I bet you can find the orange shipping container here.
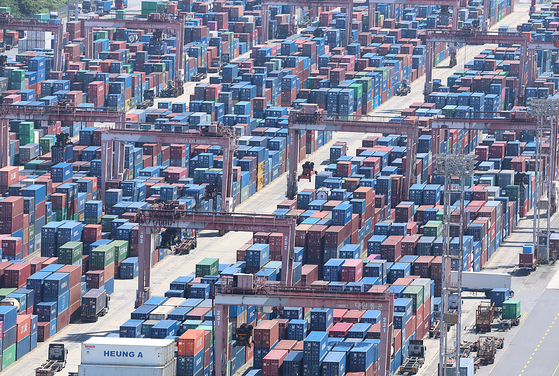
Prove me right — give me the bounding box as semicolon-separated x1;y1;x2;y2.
178;329;205;356
17;315;31;341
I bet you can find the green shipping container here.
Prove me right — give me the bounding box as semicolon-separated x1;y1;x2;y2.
101;215;118;232
24;160;44;170
91;244;115;268
59;241;83;265
424;220;443;237
53;209;67;221
0;287;16;299
196;325;213;342
502;300;521;319
11;69;25;82
112;240;129;262
196;258;219;277
39;137;55;154
3;343;15;368
84;216;101;225
402;285;424;311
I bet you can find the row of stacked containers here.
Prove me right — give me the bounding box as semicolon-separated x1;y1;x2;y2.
0;0;542;373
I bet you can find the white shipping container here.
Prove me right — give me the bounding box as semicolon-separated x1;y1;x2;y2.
81;338;175;367
162;297;186;308
451;271;512;292
148;305;175;320
79;361;176;376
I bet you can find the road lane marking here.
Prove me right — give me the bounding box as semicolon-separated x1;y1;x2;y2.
552;364;559;376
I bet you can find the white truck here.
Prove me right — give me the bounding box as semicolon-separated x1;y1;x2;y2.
451;271;513;297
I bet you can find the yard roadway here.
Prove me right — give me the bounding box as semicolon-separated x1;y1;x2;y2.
477;273;559;376
4;3;536;376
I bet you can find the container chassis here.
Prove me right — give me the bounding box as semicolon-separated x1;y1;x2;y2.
35;344;67;376
399;357;424;375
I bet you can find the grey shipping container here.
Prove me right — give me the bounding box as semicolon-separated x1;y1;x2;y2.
81;289;108;322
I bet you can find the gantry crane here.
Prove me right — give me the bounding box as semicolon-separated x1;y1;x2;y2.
526;41;559;86
0;14;64;71
366;0;460;34
83;14;185;95
423;30;529;104
136;209;297;306
261;0;353;46
215;283;394;376
99;124;236;210
0;104;125;168
431;113;557;372
286;112;418;201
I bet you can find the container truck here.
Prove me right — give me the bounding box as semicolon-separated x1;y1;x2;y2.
81;289;110;322
35;343;68;376
96;0;112;14
451;271;513;297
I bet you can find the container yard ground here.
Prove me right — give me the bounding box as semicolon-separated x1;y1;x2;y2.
416;209;559;376
3;2;542;376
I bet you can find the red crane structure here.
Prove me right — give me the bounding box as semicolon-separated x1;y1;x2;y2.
83;15;185;93
366;0;460;32
135;206;394;376
0;15;64;71
215;284;394;376
0;104;125;168
99;125;236;209
423;30;528;104
261;0;353;46
286;112;418;201
135;210;298;305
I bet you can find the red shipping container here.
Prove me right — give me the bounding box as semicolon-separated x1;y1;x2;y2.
1;237;22;255
329;322;353;337
0;213;24;233
301;265;318;286
29;256;49;274
178;329;205;356
254;320;279;348
83;224;102;242
341;259;363;282
5;262;31;288
17;315;31;341
414;256;434;278
85;270;104;289
0;196;24;217
182;307;210;321
57;308;70;331
0;166;20;186
401;235;419;256
333;309;348;323
37;322;51;342
275;340;297;352
59;265;82;288
342;310;365;323
262;349;288;376
381;236;403;262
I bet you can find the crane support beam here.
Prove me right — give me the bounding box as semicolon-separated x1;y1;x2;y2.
261;0;352;46
430;118;538;131
83;18;184;88
0;18;63;71
136;211;297;307
0;105;125;168
367;0;459;30
424;30;528;103
100;128;235;210
215;288;394;376
287;113;417;201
